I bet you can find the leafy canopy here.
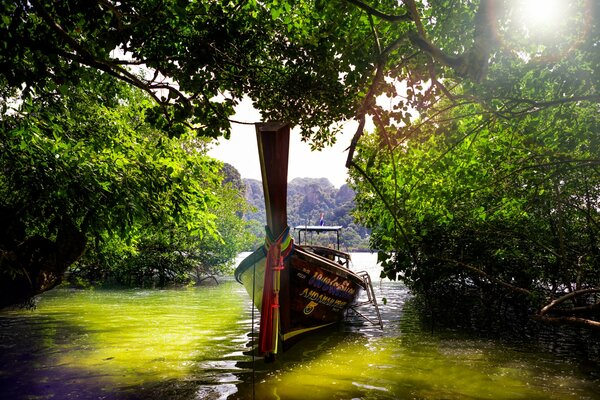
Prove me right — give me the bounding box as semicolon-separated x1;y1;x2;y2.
1;0;380;146
1;70;222;240
3;1;596;150
348;0;599;329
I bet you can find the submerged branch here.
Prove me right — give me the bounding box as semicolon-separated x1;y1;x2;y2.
532;315;600;330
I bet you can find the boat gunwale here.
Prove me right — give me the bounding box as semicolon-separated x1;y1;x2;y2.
235;245;365;289
293;246;365;287
234;247;266;284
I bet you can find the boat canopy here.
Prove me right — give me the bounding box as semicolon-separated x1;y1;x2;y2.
295;225;343;232
294;225;343;249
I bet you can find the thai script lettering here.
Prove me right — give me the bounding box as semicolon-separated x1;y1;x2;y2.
308;272;356;300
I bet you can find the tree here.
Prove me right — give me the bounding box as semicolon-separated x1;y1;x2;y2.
0;72;223;305
71;173;253;288
3;0;597;141
189;179;254;283
8;1;588;144
342;0;599;168
336;0;600;331
350;72;600;330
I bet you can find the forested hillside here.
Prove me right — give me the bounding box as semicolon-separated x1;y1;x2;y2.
243;178;370;251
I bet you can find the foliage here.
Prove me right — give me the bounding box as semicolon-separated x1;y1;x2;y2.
2;0;596;157
350;43;600;331
68;162;253;288
3;0;529;145
0;71;248;298
1;71;221;237
0;0;380;146
2;0;599;328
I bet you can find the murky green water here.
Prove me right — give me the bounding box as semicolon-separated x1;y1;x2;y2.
0;255;598;399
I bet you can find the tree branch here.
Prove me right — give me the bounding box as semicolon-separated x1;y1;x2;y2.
54;48;163;105
540;288;600;316
406;0;500;82
498;95;600;117
345;0;412;22
30;0;228;132
437;257;532;296
345;52;388;168
532;315;600;330
348;157;418;264
31;1;160;98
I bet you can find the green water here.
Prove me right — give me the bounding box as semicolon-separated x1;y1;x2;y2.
0;277;598;399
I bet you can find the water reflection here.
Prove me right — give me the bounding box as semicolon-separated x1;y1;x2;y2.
0;283;251;399
233;279;600;400
0;255;599;399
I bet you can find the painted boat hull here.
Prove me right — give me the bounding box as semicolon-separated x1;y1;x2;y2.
235;245;365;350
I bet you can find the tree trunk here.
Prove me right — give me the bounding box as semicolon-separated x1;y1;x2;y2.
0;211;86;308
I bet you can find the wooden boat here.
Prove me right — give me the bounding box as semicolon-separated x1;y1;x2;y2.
234;122;367;359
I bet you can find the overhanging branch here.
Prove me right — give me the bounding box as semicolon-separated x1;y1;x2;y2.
540;288;600;316
345;0;412;22
437;257;532;297
532;315;600;330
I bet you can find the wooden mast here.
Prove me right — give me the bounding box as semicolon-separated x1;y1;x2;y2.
256;122;290;238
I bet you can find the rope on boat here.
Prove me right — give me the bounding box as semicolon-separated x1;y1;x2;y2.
259;226;293;358
263;225;293;254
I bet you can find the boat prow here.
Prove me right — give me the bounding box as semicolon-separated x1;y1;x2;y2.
235;239;366;353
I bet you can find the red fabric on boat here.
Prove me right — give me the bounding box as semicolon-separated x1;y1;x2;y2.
259;227;292;356
258;242;279;355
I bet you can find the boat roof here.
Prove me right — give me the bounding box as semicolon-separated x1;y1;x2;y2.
294;225;343;232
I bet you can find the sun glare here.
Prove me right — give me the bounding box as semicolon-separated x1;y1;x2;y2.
518;0;565;31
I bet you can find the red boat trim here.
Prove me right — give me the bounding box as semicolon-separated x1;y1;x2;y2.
259;226;293;356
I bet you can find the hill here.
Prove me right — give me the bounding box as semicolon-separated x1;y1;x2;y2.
243;177;370;251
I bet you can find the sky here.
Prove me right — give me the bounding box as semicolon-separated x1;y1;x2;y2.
207;97;363;188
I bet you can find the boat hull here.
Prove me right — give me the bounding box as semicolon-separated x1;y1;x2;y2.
235;245;365;350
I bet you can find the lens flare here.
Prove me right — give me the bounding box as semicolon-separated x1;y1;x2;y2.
518;0;565;31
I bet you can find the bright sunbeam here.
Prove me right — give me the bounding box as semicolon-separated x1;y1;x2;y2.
517;0;565;31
